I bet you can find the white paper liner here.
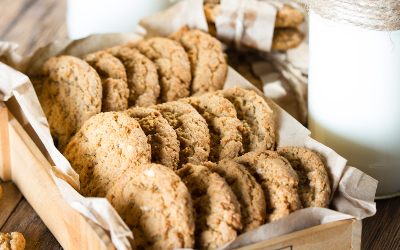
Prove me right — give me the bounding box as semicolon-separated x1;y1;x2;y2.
0;27;377;250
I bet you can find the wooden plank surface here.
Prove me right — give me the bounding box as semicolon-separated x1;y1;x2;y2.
0;0;399;250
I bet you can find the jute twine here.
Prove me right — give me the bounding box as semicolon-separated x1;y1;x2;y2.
303;0;400;31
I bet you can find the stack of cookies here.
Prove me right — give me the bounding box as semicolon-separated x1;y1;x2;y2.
32;28;330;250
60;87;331;249
32;28;228;150
203;0;305;51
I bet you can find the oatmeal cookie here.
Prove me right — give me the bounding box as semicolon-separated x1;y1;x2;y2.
154;101;210;165
219;87;276;152
209;160;266;232
37;55;102;150
278;146;331;207
106;163;195;250
235;151;301;222
134;37;191;102
177;163;242;250
171;27;227;95
63;112;151;197
183;94;243;161
275;5;305;28
272;28;304;51
84;51;129;111
108;46;160;107
125;107;180;170
0;232;25;250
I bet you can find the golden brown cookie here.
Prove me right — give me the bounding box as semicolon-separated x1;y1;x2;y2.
171;27;227;95
108;46;160;107
183;94;243;161
219;87;276;152
84;51;129;112
177;163;242;250
36;55;102;150
272;28;304;51
278;146;331;208
235;151;302;222
134;37;191;102
209;160;266;232
0;232;25;250
125;107;180;170
63;112;151;197
275;5;305;28
154;101;210;165
106;163;195;250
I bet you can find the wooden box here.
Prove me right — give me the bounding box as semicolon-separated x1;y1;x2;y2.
0;102;362;250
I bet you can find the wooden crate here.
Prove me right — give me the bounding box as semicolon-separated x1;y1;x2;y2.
0;102;361;250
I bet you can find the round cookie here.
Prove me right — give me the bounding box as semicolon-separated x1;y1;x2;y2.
219;87;276;152
108;46;160;107
125;107;180;170
0;232;25;250
84;51;129;112
171;27;227;95
272;28;304;51
106;163;195;250
278;146;331;208
38;55;102;150
63;112;151;197
208;160;266;232
177;163;242;250
183;94;243;161
154;101;210;165
235;151;302;222
134;37;191;102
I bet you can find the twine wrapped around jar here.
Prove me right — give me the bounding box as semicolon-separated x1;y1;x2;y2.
307;0;400;197
302;0;400;31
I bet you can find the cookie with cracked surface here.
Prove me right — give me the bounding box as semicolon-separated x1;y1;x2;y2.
177;163;242;250
108;46;160;107
134;37;191;102
125;107;180;170
219;87;276;152
154;101;210;165
183;94;243;161
63;112;151;197
106;163;195;250
235;151;301;222
209;160;266;232
0;232;26;250
278;146;331;208
171;27;227;95
37;55;102;150
84;51;129;112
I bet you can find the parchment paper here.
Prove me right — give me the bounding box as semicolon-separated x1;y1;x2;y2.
0;18;376;250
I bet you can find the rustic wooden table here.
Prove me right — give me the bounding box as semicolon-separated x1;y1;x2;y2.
0;0;399;249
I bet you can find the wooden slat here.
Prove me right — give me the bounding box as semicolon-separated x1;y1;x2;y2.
1;198;61;249
0;102;11;180
7;111;112;250
0;182;22;228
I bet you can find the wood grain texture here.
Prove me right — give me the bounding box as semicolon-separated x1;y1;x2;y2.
1;199;61;250
0;182;22;227
0;0;399;250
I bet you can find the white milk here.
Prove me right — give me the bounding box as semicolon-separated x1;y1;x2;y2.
67;0;178;39
308;11;400;197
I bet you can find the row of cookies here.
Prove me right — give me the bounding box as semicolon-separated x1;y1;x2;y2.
203;1;305;51
63;87;331;249
33;28;228;151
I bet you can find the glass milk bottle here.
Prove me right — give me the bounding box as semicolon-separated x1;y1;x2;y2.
67;0;178;39
308;7;400;197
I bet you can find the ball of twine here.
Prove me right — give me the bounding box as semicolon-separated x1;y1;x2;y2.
303;0;400;31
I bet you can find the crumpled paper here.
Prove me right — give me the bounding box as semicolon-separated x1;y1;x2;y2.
0;32;376;250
